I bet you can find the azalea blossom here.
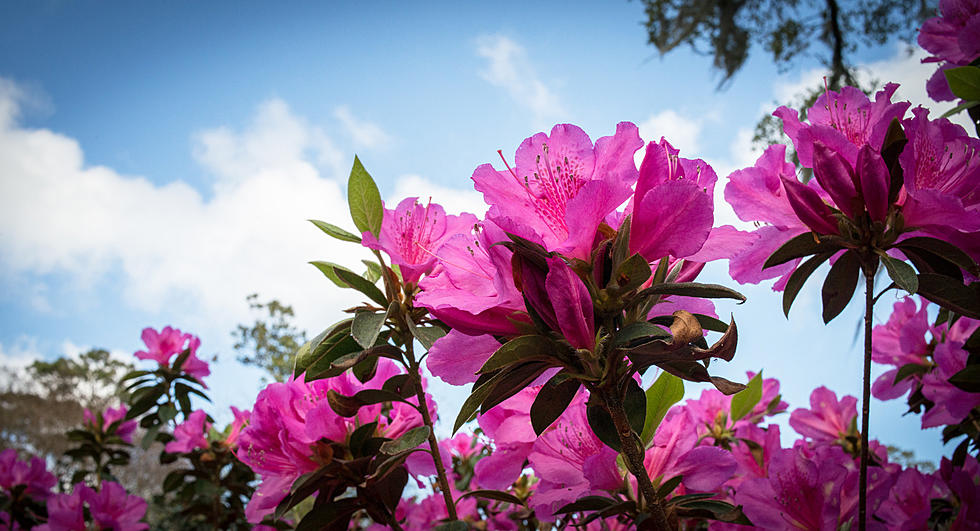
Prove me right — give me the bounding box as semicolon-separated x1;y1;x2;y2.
37;481;148;531
472;122;643;260
789;386;858;444
360;196;478;283
0;449;57;501
134;326;211;383
165;409;211;454
83;404;137;445
919;0;980;101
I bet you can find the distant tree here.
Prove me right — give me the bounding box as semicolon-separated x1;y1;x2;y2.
233;294;307;383
639;0;931;89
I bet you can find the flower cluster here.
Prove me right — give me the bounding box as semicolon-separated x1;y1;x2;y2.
37;481;148;531
83;404;137;445
135;325;210;382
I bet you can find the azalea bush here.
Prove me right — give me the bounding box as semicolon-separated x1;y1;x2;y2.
3;4;980;530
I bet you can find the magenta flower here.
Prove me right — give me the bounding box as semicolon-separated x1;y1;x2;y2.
643;408;736;494
0;449;56;500
134;326;210;384
473;122;643;260
426;329;501;385
527;394;622;521
870;298;934;400
237;359;429;523
84;404;137;444
223;406;250;448
165;409;211;454
939;455;980;527
474;388;538;491
628;138;717;263
921;327;980;428
774;83;909;168
727;423;784;488
37;482;148;531
361;197;478;283
789;386;858;443
877;467;949;531
919;0;980;101
686;372;788;442
416;219;529;335
516;254;595;350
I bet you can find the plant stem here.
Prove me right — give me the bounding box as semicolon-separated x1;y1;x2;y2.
859;270;874;531
405;342;458;521
600;388;670;531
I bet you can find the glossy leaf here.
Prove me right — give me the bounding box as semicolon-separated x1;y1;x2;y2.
379;425;431;455
821;250;861;323
945;66;980;101
456;489;525;506
586;397;622;452
881;255;918;294
333;267;389;307
763;232;842;269
478;335;559;375
309;219;362;243
917;276;980;320
530;373;581;435
310;260;358;289
347;155;384;238
730;371;763;421
783;251;834;317
634;282;746;303
640;371;684;445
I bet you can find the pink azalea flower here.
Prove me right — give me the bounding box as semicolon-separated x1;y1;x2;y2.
416;219;529;335
37;482;148;531
686;372;788;443
134;326;210;384
870;298;934;400
735;445;849;530
643;408;736;495
165;409;211;454
84;404;137;444
921;333;980;428
474;388;538;491
223;406;250;448
774;83;909;168
527;394;623;521
727;423;784;488
628;138;717;263
426;329;501;385
516;254;595;350
236;359;429;523
919;0;980;101
361;197;478;283
939;455;980;527
789;386;858;443
0;449;56;500
877;467;950;531
472;122;643;260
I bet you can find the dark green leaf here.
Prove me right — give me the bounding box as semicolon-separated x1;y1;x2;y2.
608;253;652;293
896;237;979;276
433;521;469;531
692;313;730;334
613;322;670;348
949;365;980;393
635;282;746;303
530;373;581;435
586;397;622;452
347;155;384;238
881;255;918;294
940;100;980;119
478;335;560;375
624;377;647;435
456;489;525;506
310;344;402;381
641;371;684;445
917;275;980;320
379;425;430;455
309;260;357;289
410;324;447;351
945;66;980;101
555;495;620;515
351;308;390;349
893;363;929;384
880;117;907;204
730;371;763;421
763;232;842;269
296;331;362;380
821;250;861;323
333;267;389;307
783;251;834;317
453;371;506;434
657;475;683;499
309;219;362;243
480;361;551;414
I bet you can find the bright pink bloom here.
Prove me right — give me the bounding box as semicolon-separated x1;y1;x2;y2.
871;298;934;400
877;467;949;530
921;329;980;427
527;394;623;521
919;0;980;101
643;409;736;495
37;482;148;531
165;409;211;454
0;449;56;500
517;255;595;350
789;386;858;443
774;83;909;167
628;138;717;262
473;122;643;260
426;329;500;385
474;388;538;491
416;219;529;335
84;404;137;444
134;326;210;384
939;455;980;528
236;359;429;523
223;406;250;448
727;423;784;488
361;197;478;283
686;372;788;441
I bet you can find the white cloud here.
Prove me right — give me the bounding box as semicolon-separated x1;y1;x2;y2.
0;83;374;339
476;34;567;129
390;174;488;218
333;105;391;149
0;336;44;370
637;109;703;155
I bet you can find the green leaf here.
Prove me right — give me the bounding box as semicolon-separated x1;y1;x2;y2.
433;521;469;531
351;307;391;349
949;365;980;393
783;251;834;317
692;313;730;334
333;267;389;307
608;253;652;293
880;255;918;294
478;335;560;374
763;232;842;269
456;489;524;506
917;275;980;320
729;371;763;422
634;282;746;303
940;100;980;119
347;155;384;238
530;373;581;435
893;362;929;384
409;324;447;351
585;396;622;452
657;475;683;499
310;260;358;289
157;404;177;423
945;66;980;101
309;219;362;243
641;371;684;445
613;322;670;348
362;260;383;283
554;495;620;515
821;250;861;323
379;425;431;455
896;237;980;276
454;371;507;434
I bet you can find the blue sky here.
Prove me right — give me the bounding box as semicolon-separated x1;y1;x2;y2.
0;2;965;463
